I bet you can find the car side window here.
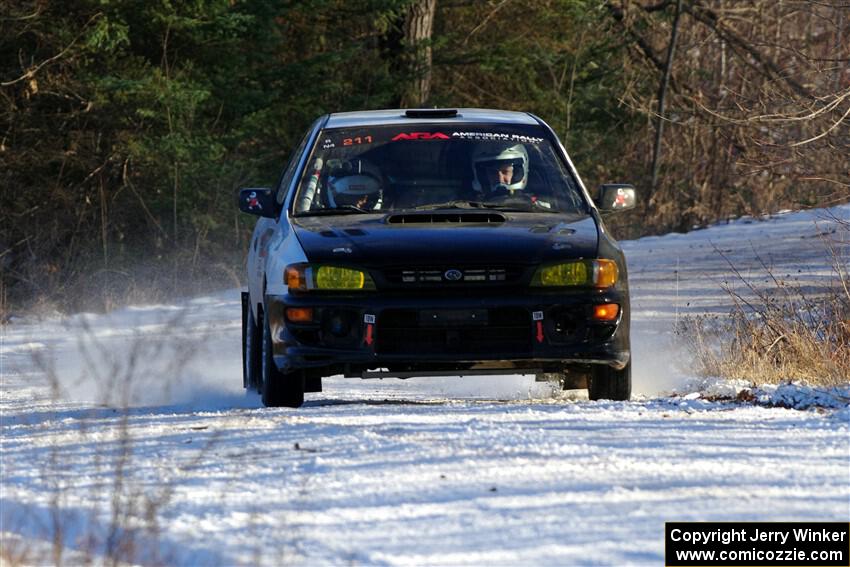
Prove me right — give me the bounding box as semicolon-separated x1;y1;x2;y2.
276;121;320;207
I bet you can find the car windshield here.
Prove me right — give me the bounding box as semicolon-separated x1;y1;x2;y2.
291;124;587;215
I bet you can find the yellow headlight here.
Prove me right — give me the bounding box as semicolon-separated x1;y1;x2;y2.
539;262;590;286
315;266;365;290
533;260;618;288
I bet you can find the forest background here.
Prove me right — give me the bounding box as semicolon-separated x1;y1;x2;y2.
1;0;847;315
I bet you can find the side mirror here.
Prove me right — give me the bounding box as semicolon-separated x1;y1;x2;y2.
595;183;636;213
238;187;277;218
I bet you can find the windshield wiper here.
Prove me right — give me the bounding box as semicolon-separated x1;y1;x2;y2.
412;199;562;213
295;205;372;216
479;202;561;213
413;200;487;210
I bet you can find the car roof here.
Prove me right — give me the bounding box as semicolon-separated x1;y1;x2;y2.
324;108;540;129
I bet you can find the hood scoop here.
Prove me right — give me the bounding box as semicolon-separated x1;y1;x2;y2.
387;212;506;225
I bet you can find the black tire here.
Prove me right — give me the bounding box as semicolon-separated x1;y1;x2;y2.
260;308;305;408
242;300;262;390
588;362;631;401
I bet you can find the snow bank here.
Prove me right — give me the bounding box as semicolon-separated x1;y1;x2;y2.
672;377;849;414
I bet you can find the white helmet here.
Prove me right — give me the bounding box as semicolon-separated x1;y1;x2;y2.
471;143;529;194
327;159;383;209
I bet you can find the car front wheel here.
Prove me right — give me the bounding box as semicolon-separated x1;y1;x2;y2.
588;362;631;401
260;307;305;408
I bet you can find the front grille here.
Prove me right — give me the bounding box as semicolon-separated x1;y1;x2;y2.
376;307;531;355
383;265;525;286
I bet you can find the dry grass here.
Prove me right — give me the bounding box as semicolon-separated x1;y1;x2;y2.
0;311;219;566
678;215;850;387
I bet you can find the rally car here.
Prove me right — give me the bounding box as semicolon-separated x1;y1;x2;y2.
239;108;636;407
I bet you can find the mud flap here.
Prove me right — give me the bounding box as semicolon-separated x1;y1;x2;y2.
241;291;249;388
305;370;323;393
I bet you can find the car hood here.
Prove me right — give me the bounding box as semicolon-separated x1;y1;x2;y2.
291;212;599;266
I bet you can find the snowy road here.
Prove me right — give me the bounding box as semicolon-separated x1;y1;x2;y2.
2;206;848;565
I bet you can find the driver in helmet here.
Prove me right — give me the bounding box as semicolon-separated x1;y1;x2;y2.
471;143;528;195
471;143;551;208
326;159;383;210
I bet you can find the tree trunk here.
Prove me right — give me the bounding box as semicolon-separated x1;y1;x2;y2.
649;0;683;197
400;0;437;107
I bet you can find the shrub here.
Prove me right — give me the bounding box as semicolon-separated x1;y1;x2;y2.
678;215;849;387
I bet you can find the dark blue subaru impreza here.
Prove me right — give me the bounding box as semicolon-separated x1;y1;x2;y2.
239;108;636;407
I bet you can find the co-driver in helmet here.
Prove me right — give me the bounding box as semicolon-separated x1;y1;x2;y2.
325;159;383;211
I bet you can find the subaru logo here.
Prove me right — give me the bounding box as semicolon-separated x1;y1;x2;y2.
444;269;463;281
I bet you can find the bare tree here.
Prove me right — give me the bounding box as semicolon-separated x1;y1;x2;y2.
607;0;848;230
650;0;684;197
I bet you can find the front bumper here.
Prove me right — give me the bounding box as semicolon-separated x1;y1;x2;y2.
265;289;630;375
